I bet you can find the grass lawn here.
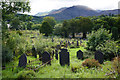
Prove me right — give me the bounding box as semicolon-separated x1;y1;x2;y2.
2;47;117;78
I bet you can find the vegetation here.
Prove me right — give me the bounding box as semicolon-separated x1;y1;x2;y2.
1;1;120;79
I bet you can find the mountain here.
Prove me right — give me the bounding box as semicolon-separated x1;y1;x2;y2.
35;12;49;16
35;5;120;20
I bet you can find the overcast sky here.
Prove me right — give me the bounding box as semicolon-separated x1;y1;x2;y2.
26;0;120;15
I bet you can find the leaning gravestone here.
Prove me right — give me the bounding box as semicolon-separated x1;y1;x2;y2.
55;49;58;60
59;49;70;66
18;53;27;68
32;46;37;58
42;52;51;65
77;50;83;59
94;51;104;64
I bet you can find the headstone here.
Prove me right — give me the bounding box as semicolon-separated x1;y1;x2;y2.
77;50;83;59
38;51;42;61
77;41;79;46
68;41;71;46
59;49;70;66
94;51;104;64
18;53;27;68
56;45;61;50
42;52;51;65
52;38;54;42
32;46;37;58
55;49;58;60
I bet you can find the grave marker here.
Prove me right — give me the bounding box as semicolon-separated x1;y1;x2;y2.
42;52;51;65
77;50;83;59
95;51;104;64
18;53;27;68
59;49;70;66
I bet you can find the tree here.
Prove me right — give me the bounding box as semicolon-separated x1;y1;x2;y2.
43;16;56;28
111;27;119;40
1;1;31;29
62;20;69;38
32;24;41;30
77;17;93;38
40;21;53;36
69;19;77;38
54;23;63;36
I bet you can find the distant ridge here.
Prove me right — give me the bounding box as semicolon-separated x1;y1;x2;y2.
35;5;119;20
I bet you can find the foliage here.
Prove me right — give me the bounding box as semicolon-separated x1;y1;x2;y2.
86;28;112;51
112;56;120;74
17;70;35;79
32;24;41;30
2;45;13;64
111;27;119;40
82;58;101;68
53;23;63;36
43;16;56;28
96;40;118;60
40;21;53;36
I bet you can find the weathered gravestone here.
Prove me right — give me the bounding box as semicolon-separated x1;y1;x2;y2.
18;53;27;68
94;51;104;64
55;49;58;60
38;51;42;61
77;50;83;59
32;46;37;58
59;49;70;66
77;41;79;46
42;52;51;65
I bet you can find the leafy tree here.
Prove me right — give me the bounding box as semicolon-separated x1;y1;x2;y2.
43;16;56;28
32;24;41;30
111;27;119;40
61;20;69;38
40;21;53;36
54;23;63;36
27;21;34;30
77;17;93;38
69;19;77;38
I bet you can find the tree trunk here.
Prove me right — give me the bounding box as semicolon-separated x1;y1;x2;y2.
82;32;86;39
72;32;75;38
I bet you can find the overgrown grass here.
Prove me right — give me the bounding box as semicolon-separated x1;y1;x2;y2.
2;47;117;78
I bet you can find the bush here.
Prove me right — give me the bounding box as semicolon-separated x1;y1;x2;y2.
86;28;112;51
82;58;101;68
2;45;13;64
112;56;120;74
17;70;35;79
96;40;118;60
16;30;23;36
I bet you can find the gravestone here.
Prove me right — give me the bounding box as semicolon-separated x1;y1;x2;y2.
52;38;54;42
77;50;83;59
55;49;58;60
56;45;61;50
18;53;27;68
42;52;51;65
94;51;104;64
32;46;37;58
77;41;79;46
68;41;71;46
59;49;70;66
38;51;42;61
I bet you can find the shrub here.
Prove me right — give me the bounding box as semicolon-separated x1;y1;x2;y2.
17;70;35;79
16;30;23;36
96;40;118;60
2;45;13;63
112;56;120;74
86;28;112;51
82;58;101;68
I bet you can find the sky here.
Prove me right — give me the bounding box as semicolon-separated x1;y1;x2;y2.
26;0;120;15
